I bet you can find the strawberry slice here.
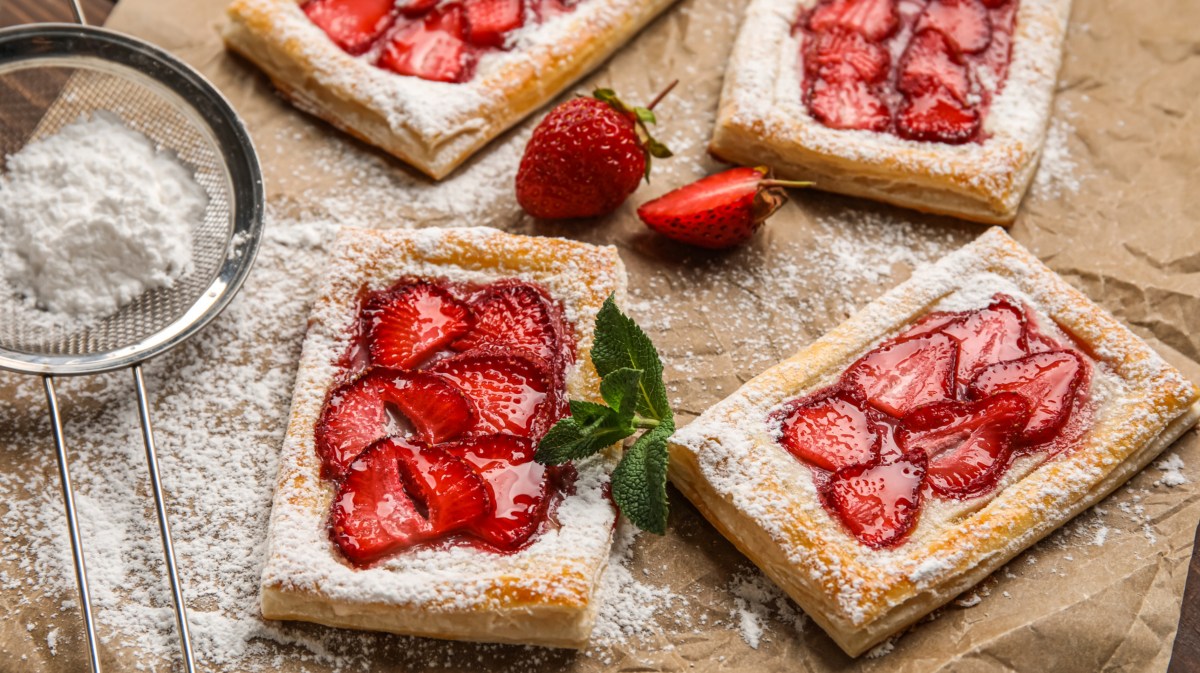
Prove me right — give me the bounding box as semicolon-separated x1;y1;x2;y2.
807;77;891;132
778;393;881;472
330;439;430;566
442;435;550;550
916;0;992;54
898;29;971;104
896;90;981;144
828;452;925;548
392;439;491;533
430;350;554;438
968;351;1088;445
377;5;474;83
937;297;1028;386
452;282;563;363
364;280;471;370
463;0;524;48
807;0;899;42
805;29;890;83
304;0;397;55
898;393;1030;498
315;369;474;478
399;0;438;16
845;332;958;418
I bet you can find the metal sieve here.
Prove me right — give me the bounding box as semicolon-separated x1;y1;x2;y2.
0;4;264;672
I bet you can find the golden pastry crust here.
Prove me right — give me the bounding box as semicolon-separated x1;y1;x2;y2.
709;0;1072;224
222;0;679;180
260;226;628;648
668;227;1200;656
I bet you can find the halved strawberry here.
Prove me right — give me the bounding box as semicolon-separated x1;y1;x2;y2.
316;369;474;478
804;29;890;83
937;297;1027;386
896;90;980;144
304;0;397;55
968;351;1087;445
807;77;891;132
916;0;992;54
898;29;970;104
807;0;899;42
330;439;430;566
845;332;958;418
392;439;491;533
463;0;524;47
377;5;474;83
364;280;471;370
778;393;880;472
452;282;562;363
828;452;925;548
443;435;550;550
429;350;554;438
898;392;1030;498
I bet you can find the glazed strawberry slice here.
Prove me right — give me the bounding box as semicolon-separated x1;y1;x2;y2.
399;0;438;16
805;29;890;83
896;91;980;144
392;439;491;533
807;77;890;132
779;393;880;472
316;369;474;478
898;392;1030;498
443;435;550;550
828;452;926;548
845;332;958;418
364;280;471;369
430;350;554;438
898;29;971;104
377;5;474;83
463;0;524;47
304;0;396;55
452;282;562;363
330;439;430;565
938;297;1028;386
916;0;992;54
968;351;1087;445
807;0;899;42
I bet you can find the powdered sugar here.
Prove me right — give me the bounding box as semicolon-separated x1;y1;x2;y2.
1155;453;1188;488
0;113;205;322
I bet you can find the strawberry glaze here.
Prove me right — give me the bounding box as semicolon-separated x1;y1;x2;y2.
771;293;1094;548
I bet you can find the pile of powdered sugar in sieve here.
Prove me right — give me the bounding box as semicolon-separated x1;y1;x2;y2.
0;112;206;323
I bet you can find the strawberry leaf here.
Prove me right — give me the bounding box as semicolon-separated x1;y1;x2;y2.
644;139;673;159
611;421;674;535
634;107;657;125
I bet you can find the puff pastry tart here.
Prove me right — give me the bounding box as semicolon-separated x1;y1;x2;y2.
709;0;1071;223
669;227;1200;656
222;0;678;179
260;226;628;648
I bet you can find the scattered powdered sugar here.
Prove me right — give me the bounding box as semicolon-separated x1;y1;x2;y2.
591;524;689;647
1031;103;1083;200
0;113;206;322
865;638;895;659
727;568;806;649
1155;453;1189;488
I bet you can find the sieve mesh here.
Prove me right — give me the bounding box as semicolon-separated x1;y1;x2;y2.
0;59;234;357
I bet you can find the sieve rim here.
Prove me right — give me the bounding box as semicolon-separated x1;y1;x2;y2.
0;23;264;376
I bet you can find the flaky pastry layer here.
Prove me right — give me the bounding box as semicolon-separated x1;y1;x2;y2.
669;227;1200;656
260;226;628;648
223;0;678;179
709;0;1072;224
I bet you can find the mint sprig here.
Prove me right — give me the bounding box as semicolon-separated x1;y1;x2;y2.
536;295;675;534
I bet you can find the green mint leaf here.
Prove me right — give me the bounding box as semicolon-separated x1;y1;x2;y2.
611;421;674;535
633;107;657;125
536;404;633;465
601;367;643;426
591;296;672;423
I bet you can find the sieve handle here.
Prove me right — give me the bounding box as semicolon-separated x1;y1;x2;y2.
43;376;104;673
132;365;198;673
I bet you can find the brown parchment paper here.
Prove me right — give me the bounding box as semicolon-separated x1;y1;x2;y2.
3;0;1200;671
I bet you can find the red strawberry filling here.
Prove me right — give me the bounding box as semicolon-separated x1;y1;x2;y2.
304;0;570;83
318;278;576;566
771;293;1093;547
797;0;1019;144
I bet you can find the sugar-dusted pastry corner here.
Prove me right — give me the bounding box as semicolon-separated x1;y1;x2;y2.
260;226;628;648
668;227;1200;656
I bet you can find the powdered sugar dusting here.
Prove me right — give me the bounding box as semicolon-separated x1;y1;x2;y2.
1155;453;1188;488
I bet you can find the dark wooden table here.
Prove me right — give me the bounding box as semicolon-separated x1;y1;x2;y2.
1;0;1198;671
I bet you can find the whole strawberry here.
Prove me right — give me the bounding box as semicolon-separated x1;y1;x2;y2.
636;166;812;249
516;87;673;219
